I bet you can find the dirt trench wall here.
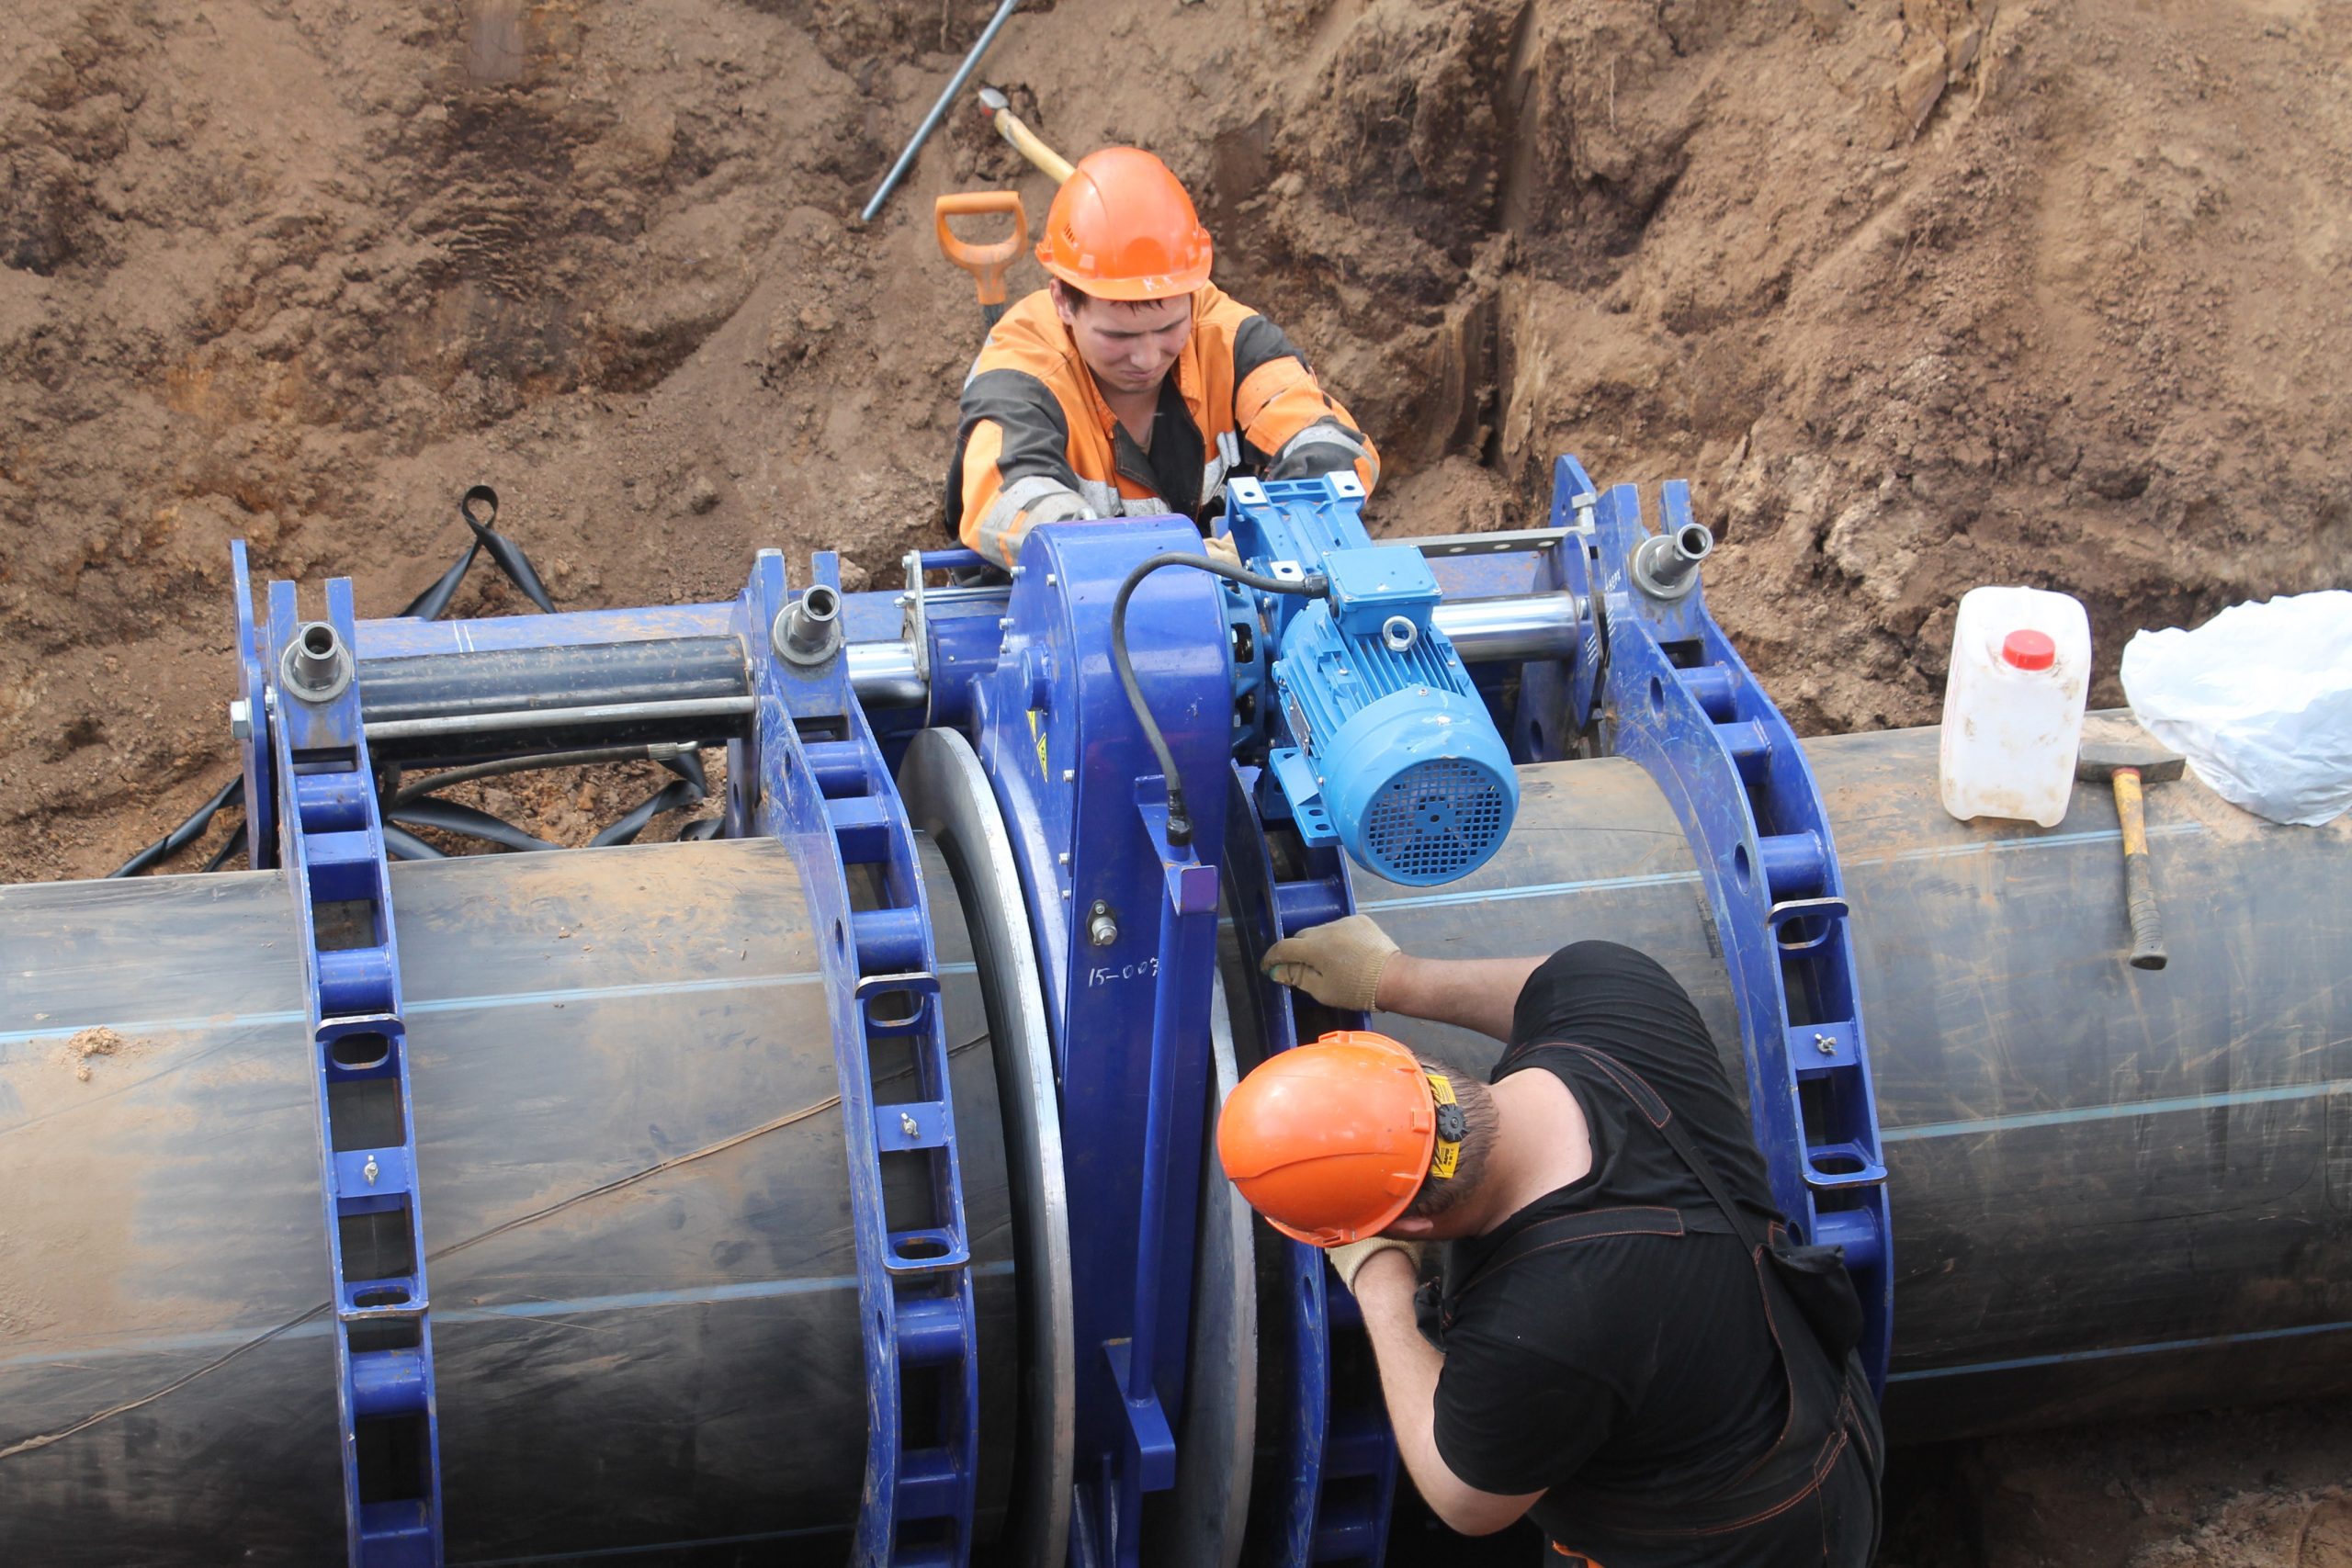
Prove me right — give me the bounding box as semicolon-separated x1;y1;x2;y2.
3;0;2347;882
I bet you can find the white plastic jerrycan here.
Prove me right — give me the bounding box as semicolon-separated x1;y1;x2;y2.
1939;585;2093;827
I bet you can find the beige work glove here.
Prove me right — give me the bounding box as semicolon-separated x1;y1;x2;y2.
1261;913;1398;1012
1327;1236;1425;1294
1204;532;1241;569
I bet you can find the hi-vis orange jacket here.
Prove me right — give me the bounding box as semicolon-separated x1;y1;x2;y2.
946;283;1380;569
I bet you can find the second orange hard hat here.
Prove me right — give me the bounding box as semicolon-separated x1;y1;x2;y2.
1036;146;1213;300
1216;1031;1448;1247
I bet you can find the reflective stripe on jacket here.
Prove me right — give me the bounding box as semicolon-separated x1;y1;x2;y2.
945;283;1380;568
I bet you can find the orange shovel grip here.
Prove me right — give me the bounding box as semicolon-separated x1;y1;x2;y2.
933;190;1030;309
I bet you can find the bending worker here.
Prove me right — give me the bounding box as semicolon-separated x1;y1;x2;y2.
945;146;1378;569
1219;919;1883;1565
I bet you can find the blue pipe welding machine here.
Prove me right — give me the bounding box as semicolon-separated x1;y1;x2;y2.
1227;474;1519;885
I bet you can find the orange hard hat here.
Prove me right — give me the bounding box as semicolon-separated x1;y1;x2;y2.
1035;146;1213;300
1217;1032;1452;1247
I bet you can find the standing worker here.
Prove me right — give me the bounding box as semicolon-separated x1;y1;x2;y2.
1220;920;1883;1565
945;146;1379;570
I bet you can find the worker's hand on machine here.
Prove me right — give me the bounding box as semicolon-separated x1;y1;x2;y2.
1203;531;1241;570
1326;1235;1424;1294
1261;913;1399;1012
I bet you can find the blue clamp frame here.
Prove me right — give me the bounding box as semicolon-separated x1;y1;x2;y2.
956;519;1230;1568
739;548;981;1566
251;565;444;1565
1558;457;1894;1392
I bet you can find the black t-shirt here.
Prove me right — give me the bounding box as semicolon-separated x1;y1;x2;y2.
1430;942;1792;1533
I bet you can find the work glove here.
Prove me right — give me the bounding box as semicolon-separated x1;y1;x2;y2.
1261;913;1398;1012
1327;1236;1425;1294
1204;532;1241;570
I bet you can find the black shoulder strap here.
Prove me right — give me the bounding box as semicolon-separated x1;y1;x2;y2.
1549;1043;1770;1257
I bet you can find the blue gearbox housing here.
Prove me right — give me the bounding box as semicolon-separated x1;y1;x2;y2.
1227;475;1518;886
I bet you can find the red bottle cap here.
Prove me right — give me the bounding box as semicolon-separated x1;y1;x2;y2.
2001;629;2057;671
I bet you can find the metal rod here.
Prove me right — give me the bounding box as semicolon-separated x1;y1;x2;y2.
365;697;755;742
1432;592;1585;662
859;0;1025;224
842;590;1586;706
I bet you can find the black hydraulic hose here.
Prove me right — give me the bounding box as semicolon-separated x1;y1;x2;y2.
662;748;707;795
388;799;560;854
390;744;690;807
382;825;447;862
108;775;243;877
591;777;704;848
1109;551;1329;848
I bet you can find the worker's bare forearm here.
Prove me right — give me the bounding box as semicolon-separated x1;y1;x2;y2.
1351;1250;1535;1536
1374;953;1546;1044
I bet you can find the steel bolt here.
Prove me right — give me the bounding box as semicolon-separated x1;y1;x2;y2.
229;699;252;739
1814;1032;1838;1055
1087;899;1117;947
899;1111;920;1137
362;1155;379;1187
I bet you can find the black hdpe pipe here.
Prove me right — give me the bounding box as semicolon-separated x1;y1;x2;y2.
19;725;2348;1562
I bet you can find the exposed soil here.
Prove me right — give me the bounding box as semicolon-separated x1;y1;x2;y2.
4;0;2348;1559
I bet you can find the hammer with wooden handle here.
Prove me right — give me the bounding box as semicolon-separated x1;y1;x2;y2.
2075;719;2188;971
978;85;1076;184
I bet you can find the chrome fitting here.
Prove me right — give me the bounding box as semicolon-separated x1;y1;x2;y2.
280;621;354;705
773;583;842;667
1631;523;1715;600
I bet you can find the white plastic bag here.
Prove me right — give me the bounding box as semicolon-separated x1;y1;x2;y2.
2119;591;2352;827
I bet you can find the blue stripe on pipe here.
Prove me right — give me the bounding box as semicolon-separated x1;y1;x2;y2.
1884;1077;2352;1143
1890;1314;2352;1383
1839;818;2202;870
1357;866;1702;912
0;1261;1016;1371
0;962;982;1052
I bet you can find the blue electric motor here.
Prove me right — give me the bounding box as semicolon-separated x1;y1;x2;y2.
1227;476;1519;886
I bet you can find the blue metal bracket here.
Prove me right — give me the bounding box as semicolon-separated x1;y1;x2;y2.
1221;771;1400;1568
958;518;1230;1568
741;548;980;1567
1568;461;1894;1392
258;575;442;1565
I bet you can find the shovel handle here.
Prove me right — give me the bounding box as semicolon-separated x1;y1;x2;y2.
2112;767;2168;971
933;190;1030;311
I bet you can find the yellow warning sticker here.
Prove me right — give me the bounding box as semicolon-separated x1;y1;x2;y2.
1027;709;1048;777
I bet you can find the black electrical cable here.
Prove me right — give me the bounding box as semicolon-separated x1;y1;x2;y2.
1110;551;1329;848
400;485;557;620
200;821;248;873
108;775;244;877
